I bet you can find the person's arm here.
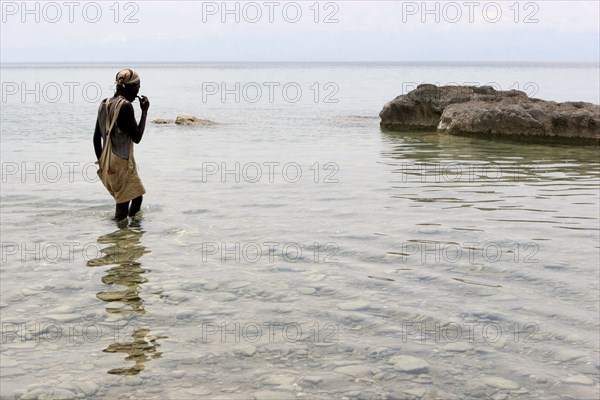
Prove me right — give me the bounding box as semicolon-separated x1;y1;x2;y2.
116;98;149;144
93;118;103;160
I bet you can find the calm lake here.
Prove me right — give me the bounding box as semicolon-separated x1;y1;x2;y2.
1;62;599;399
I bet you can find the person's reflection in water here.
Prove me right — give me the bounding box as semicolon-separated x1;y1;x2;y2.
86;225;166;375
103;328;163;375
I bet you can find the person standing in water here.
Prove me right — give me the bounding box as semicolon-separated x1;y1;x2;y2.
94;69;150;221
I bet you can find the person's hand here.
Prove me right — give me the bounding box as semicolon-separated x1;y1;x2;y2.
139;95;150;112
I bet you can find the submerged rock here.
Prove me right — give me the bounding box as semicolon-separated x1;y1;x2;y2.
337;301;371;311
388;355;430;373
380;84;600;144
234;344;257;356
75;381;99;396
552;349;590;362
253;391;296;400
37;389;77;400
303;376;323;385
563;375;595;385
442;342;474;352
482;376;520;390
334;364;372;377
262;375;295;385
402;387;427;399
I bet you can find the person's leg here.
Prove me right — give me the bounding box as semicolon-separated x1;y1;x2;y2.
129;195;143;217
115;201;130;221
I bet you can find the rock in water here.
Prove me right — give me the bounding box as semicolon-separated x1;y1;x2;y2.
253;391;295;400
380;84;599;144
235;344;257;356
380;84;497;130
563;375;595;385
334;365;372;377
37;389;77;400
337;301;371;311
482;376;520;390
388;355;430;373
262;375;295;385
439;99;599;142
442;342;474;352
175;115;216;125
151;119;174;124
75;381;99;396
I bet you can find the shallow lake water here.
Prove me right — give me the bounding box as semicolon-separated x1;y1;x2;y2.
1;63;599;399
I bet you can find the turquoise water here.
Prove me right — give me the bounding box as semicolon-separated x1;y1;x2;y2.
1;63;599;399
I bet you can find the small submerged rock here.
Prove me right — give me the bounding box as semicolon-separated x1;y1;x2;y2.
234;344;257;357
334;364;372;377
367;347;391;358
303;376;323;385
253;390;296;400
212;292;237;302
20;389;47;400
127;376;145;386
203;282;219;290
297;287;316;295
442;342;474;352
402;387;427;399
37;389;77;400
563;375;595;385
337;301;371;311
170;370;186;379
75;381;99;396
262;375;295;385
553;349;589;362
481;376;520;390
388;355;430;374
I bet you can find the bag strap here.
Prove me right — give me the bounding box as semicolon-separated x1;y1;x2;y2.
104;97;126;138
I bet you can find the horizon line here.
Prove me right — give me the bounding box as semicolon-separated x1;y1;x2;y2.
1;60;598;65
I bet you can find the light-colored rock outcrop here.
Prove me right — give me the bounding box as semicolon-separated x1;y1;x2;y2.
175;115;216;126
151;116;216;125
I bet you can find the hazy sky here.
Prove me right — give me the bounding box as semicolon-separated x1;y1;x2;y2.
1;0;599;62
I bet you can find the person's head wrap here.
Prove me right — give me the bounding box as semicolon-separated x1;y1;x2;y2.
115;69;140;87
